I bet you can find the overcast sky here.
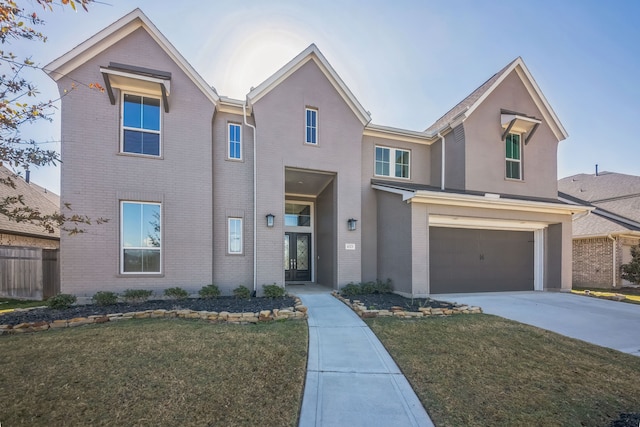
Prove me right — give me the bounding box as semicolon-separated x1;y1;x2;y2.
15;0;640;195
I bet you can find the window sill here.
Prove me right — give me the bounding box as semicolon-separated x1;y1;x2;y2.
226;252;244;256
504;177;525;183
304;142;319;147
226;157;244;163
117;273;165;278
118;152;164;160
373;174;411;181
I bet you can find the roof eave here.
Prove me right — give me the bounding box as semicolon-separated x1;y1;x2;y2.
44;8;219;106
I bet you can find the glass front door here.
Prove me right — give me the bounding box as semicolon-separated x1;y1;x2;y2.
285;232;311;281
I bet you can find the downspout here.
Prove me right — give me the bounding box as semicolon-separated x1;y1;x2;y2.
244;101;258;296
438;133;445;190
607;234;616;288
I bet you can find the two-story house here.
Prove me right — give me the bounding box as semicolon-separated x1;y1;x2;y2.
45;9;587;297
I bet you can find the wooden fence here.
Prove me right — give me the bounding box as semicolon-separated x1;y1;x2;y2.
0;246;60;300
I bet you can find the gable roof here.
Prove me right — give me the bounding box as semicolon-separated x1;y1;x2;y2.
44;8;219;105
559;172;640;236
0;167;60;240
246;44;371;126
425;57;568;141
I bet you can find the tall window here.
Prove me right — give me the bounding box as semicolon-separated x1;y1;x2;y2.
228;218;243;254
228;123;242;160
375;146;410;179
122;93;161;156
505;133;522;180
121;202;161;274
305;108;317;144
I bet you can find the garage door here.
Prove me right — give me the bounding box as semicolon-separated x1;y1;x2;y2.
430;227;534;293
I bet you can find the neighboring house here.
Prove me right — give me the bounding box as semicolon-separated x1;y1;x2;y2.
559;171;640;289
0;165;60;299
44;9;588;298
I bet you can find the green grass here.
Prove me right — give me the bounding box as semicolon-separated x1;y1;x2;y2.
0;298;46;310
0;319;308;426
367;314;640;427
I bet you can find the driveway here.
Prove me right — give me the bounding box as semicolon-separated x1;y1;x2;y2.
435;291;640;356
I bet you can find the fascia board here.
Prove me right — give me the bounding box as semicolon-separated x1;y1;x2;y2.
410;190;593;215
364;124;435;145
247;44;371;126
371;184;415;201
429;214;549;231
45;9;219;105
463;58;568;142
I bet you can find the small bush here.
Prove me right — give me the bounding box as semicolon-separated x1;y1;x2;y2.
374;279;393;294
92;291;118;306
340;282;362;296
122;289;153;303
263;284;286;298
233;285;251;299
164;287;189;300
198;284;221;299
360;281;376;294
47;293;77;309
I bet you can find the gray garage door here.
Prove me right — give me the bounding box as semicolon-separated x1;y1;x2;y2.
430;227;534;293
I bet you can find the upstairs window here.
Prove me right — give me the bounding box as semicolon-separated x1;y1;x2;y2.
375;146;410;179
122;93;161;156
305;108;317;144
505;133;522;180
228;123;242;160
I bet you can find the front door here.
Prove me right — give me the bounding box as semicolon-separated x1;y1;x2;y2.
285;232;311;282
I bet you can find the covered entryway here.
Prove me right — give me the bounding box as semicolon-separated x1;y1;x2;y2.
430;227;535;293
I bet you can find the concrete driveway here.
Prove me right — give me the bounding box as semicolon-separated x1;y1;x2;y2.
435;291;640;356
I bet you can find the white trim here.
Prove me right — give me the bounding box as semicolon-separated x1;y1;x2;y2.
120;201;162;274
228;217;243;254
364;123;435;145
374;145;411;179
505;132;523;181
45;9;219;105
100;67;170;96
428;215;548;231
247;44;371;126
227;122;242;160
120;91;162;157
371;184;414;201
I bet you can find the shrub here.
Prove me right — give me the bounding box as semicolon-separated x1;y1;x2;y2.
374;279;393;294
122;289;153;303
47;293;77;309
164;287;189;300
263;284;286;298
340;282;362;296
233;285;251;299
198;284;221;299
92;291;118;306
360;281;376;294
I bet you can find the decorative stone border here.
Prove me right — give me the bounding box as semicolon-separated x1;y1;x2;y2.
0;298;309;335
332;292;482;318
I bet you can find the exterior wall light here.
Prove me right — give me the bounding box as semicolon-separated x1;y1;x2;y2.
347;218;357;231
266;213;275;228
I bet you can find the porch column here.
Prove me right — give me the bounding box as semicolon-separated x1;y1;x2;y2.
411;203;429;296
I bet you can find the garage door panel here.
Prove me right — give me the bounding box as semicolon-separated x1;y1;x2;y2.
430;227;534;293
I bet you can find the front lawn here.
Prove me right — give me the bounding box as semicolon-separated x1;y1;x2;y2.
0;297;46;311
0;319;307;426
367;315;640;427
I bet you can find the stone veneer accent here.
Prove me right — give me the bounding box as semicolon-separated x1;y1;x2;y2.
332;292;482;318
0;298;308;335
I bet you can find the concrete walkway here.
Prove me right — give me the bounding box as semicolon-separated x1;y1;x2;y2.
293;288;433;427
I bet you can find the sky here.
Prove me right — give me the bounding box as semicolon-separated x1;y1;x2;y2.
13;0;640;195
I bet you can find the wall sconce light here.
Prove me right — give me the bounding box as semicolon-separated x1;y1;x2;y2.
266;213;275;228
347;218;357;231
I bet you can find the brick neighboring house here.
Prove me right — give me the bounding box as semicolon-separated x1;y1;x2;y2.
45;9;589;298
0;166;60;299
559;172;640;289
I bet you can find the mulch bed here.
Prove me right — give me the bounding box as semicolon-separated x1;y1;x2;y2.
610;413;640;427
0;296;297;327
341;293;456;311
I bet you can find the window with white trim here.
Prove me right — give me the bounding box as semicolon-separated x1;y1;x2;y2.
121;201;161;274
305;108;317;144
228;123;242;160
228;218;243;254
505;133;522;180
122;93;161;156
375;146;410;179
